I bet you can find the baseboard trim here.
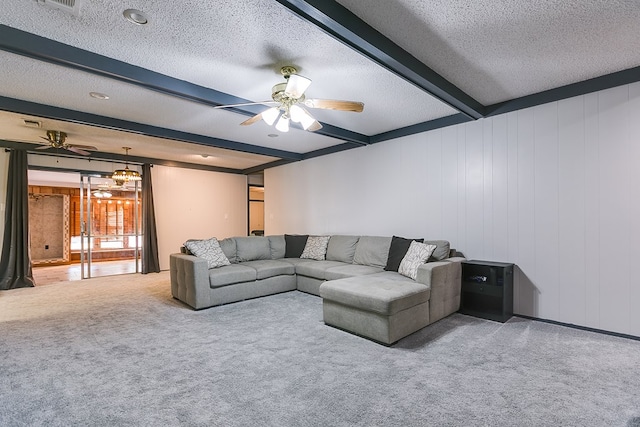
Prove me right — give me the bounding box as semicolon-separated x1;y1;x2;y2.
514;314;640;342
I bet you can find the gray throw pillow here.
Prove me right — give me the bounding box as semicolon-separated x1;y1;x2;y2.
398;241;436;280
300;236;331;261
183;237;231;269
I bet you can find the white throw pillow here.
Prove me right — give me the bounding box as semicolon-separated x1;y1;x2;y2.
300;235;331;261
398;241;437;280
184;237;231;269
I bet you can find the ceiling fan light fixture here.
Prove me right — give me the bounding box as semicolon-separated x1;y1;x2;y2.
284;74;312;99
92;190;112;199
275;114;290;133
262;107;280;126
290;105;316;130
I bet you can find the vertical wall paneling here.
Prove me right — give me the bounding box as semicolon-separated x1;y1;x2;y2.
441;127;459;246
457;125;467;253
506;111;520;311
425;130;443;238
265;83;640;337
557;95;587;325
464;120;484;259
597;86;631;334
482;119;494;260
533;103;560;320
583;92;601;329
491;114;509;261
516;108;537;316
628;82;640;336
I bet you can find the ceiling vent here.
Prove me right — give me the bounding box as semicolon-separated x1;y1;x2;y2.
35;0;82;16
23;119;42;128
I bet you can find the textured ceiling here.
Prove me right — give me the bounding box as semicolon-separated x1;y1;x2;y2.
1;0;639;173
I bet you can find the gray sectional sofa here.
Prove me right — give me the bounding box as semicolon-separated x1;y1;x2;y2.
170;234;463;345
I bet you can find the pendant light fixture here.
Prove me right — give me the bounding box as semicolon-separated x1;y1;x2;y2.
112;147;141;183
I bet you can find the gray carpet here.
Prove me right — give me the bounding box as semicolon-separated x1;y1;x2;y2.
1;272;640;426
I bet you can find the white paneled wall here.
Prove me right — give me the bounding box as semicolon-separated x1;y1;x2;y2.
266;83;640;337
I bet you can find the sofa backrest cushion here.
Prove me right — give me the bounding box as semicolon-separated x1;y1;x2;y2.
352;236;392;268
219;237;238;264
326;235;360;263
424;240;450;261
267;235;286;259
384;236;424;272
284;234;308;258
235;236;271;262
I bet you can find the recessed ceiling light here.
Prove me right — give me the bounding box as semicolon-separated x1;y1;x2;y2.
201;154;209;158
267;134;279;138
89;92;109;100
123;9;148;25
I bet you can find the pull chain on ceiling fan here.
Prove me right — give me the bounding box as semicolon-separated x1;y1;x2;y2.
214;66;364;133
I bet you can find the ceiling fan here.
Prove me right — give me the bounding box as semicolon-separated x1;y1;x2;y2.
35;130;98;155
214;66;364;132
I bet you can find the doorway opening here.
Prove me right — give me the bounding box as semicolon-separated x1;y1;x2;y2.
29;170;142;285
248;185;264;236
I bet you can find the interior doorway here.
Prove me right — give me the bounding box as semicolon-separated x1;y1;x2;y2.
248;185;264;236
28;169;142;285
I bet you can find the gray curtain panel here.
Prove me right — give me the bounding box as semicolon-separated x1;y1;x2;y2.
141;164;160;274
0;149;35;289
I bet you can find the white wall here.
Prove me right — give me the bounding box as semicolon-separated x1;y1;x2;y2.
152;165;247;270
265;82;640;337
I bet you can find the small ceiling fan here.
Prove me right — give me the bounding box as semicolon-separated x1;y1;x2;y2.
36;130;98;155
214;66;364;132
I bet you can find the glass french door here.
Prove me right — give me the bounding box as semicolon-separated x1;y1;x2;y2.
78;174;141;279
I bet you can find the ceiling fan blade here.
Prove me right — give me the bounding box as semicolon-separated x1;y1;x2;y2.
240;113;263;126
307;121;323;132
304;99;364;112
213;101;276;109
69;144;98;151
285;74;312;99
66;146;91;155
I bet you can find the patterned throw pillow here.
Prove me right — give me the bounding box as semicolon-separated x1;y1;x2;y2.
183;237;231;269
398;241;437;280
300;235;331;261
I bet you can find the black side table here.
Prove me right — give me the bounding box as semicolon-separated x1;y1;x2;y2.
459;260;514;322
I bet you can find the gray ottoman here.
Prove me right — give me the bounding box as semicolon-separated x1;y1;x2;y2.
319;276;431;345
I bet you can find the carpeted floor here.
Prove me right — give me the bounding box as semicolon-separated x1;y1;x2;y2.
1;272;639;426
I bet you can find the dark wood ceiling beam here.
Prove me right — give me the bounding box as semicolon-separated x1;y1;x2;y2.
275;0;485;120
0;96;302;161
0;25;369;146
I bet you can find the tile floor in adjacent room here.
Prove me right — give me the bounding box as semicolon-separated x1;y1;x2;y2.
32;260;139;286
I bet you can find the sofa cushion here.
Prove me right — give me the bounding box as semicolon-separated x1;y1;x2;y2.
326;235;360;263
219;238;237;264
284;234;309;258
296;260;346;280
325;264;383;281
241;260;295;280
424;240;451;261
267;235;286;259
208;264;257;288
384;236;424;272
352;236;392;268
235;237;271;262
320;276;430;316
367;271;418;282
281;258;315;267
399;241;437;280
300;235;331;260
183;237;231;269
